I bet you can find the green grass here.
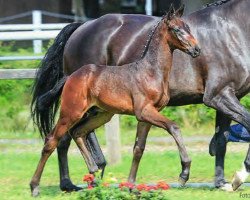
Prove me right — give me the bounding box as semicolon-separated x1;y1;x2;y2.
1;141;250;200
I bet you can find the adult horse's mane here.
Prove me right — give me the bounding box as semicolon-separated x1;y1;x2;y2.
205;0;231;8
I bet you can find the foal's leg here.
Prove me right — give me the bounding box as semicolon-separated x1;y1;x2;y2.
128;122;152;183
57;127;106;190
136;104;191;185
86;132;107;177
30;115;82;196
71;111;113;174
72;136;99;173
30;81;90;196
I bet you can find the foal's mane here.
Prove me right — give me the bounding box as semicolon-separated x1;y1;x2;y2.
140;16;165;59
205;0;231;8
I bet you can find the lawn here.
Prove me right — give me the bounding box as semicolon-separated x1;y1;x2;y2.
0;139;250;200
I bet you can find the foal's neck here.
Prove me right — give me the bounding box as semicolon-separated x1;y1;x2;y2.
141;22;173;78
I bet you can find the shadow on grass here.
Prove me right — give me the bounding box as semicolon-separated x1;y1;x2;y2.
40;185;84;199
40;185;63;196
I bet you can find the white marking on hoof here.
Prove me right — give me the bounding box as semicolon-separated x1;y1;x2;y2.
219;183;233;192
31;186;40;197
232;163;249;191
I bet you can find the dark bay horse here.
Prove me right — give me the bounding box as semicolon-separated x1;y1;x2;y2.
31;0;250;192
30;9;200;196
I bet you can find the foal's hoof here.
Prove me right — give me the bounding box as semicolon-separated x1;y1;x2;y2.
30;185;40;197
232;172;243;191
60;179;82;192
218;183;233;192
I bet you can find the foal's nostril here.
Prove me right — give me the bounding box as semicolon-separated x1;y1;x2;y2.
194;46;201;56
195;46;201;53
189;45;201;58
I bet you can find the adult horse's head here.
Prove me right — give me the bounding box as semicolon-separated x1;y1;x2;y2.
164;5;201;58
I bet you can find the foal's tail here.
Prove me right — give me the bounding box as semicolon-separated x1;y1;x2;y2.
31;22;82;138
36;76;67;115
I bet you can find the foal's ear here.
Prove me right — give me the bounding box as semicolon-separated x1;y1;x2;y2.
166;4;175;21
175;4;185;17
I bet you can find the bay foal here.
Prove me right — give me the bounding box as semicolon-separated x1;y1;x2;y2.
30;8;200;196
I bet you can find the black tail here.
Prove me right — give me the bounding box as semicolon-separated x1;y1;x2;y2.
31;22;82;138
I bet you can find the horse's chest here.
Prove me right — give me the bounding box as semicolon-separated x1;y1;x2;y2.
146;84;169;108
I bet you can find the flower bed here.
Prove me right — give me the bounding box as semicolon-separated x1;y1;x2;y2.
79;173;170;200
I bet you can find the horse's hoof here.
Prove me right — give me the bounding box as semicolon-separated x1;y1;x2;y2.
60;179;82;192
31;185;40;197
218;183;233;192
178;176;187;186
232;172;243;191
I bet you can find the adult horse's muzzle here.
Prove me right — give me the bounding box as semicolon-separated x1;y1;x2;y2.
188;45;201;58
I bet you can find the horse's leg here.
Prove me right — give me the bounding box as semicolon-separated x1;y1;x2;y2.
128;122;152;183
203;87;250;190
57;134;82;191
86;132;107;178
211;111;232;190
71;111;113;173
30;114;82;196
136;104;191;185
30;79;91;196
232;145;250;190
72;135;99;174
203;87;250;133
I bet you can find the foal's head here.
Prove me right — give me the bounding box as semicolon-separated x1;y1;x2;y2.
163;5;201;58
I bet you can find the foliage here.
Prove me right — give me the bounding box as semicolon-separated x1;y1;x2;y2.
79;186;169;200
80;171;170;200
0;43;40;136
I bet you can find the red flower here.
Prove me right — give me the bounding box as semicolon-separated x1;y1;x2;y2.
136;184;148;191
119;182;134;189
156;181;170;190
87;185;93;190
146;185;158;191
83;174;95;183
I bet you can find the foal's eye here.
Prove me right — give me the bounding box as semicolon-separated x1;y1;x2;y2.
173;28;180;33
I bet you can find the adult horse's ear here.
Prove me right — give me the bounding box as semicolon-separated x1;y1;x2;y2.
175;4;185;17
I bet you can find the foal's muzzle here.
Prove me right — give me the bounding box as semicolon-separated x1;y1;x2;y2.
188;45;201;58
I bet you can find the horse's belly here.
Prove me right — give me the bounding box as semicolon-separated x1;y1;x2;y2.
168;53;205;106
